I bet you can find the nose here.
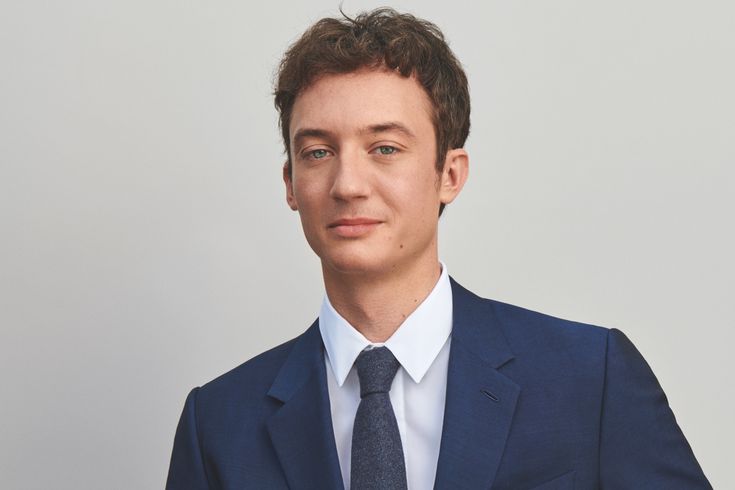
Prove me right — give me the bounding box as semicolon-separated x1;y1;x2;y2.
329;150;371;201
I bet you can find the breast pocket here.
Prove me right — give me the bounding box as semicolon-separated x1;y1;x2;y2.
524;470;575;490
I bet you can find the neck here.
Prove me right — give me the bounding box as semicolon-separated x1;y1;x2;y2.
322;255;442;343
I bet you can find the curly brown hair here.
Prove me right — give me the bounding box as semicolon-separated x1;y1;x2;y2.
274;7;470;177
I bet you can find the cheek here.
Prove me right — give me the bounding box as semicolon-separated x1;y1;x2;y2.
292;178;325;210
384;180;439;227
399;170;440;203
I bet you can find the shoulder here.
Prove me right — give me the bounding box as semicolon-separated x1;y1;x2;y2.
194;333;302;408
494;298;613;371
453;279;611;349
476;295;616;394
456;280;614;372
489;297;609;348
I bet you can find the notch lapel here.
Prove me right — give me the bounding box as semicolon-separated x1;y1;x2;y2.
434;279;521;490
266;321;344;490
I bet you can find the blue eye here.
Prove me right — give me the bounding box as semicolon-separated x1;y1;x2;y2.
309;149;329;159
376;146;397;155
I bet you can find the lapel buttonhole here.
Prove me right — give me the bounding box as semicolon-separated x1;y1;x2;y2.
481;389;500;402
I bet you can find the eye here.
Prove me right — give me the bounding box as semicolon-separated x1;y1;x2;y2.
373;145;399;156
306;148;330;160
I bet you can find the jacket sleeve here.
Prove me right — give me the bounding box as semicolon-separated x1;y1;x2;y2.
599;328;711;488
166;387;211;490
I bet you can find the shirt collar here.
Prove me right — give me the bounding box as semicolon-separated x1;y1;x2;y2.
319;262;453;386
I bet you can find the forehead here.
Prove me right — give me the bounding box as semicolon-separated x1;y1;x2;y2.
289;69;434;139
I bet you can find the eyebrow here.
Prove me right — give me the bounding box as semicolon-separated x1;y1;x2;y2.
292;122;416;150
292;128;337;150
360;122;416;139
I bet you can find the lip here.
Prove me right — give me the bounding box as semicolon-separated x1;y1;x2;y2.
327;217;382;238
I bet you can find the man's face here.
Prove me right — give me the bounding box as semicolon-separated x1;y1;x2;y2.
284;68;467;277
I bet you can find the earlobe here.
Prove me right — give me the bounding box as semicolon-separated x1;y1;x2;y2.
439;148;469;204
282;162;299;211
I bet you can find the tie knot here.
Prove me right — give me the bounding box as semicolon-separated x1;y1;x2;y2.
355;346;401;398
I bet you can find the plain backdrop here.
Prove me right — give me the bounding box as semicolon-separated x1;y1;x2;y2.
1;1;732;488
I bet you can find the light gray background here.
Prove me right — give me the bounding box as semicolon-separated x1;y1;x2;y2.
1;1;732;488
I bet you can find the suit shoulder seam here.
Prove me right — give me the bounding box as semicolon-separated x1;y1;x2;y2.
192;386;212;489
597;327;612;486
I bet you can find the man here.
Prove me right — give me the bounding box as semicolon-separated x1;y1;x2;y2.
166;8;711;489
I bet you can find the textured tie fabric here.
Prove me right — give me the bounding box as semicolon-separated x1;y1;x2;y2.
350;346;408;490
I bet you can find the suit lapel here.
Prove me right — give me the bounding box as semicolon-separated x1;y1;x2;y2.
266;320;344;490
434;278;521;490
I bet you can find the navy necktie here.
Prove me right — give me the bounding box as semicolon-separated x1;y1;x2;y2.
350;346;408;490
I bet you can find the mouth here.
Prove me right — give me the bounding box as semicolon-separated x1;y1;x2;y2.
327;218;383;237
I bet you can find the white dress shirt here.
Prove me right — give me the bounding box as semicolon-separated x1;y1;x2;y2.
318;263;453;490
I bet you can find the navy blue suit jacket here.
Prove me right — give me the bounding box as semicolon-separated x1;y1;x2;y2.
166;278;711;489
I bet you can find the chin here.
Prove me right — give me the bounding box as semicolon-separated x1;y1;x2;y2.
320;250;391;276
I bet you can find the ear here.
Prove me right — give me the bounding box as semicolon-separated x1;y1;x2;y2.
282;161;298;211
438;148;469;205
